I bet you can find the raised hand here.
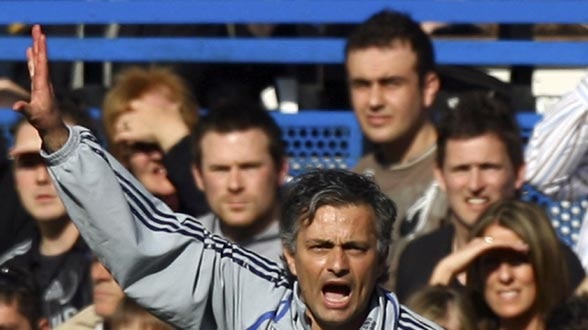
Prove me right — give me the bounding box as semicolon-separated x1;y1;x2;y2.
114;90;189;153
428;235;529;286
12;24;68;153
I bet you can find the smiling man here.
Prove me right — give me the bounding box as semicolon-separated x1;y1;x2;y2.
13;25;441;330
395;91;585;302
394;92;525;302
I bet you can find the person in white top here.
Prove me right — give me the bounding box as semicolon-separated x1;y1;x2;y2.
524;71;588;271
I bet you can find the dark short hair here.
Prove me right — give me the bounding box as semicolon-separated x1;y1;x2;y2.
435;90;523;170
547;294;588;330
280;169;396;271
191;102;285;170
0;266;41;330
345;9;435;84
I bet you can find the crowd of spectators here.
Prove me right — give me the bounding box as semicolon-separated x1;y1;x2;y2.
0;7;587;330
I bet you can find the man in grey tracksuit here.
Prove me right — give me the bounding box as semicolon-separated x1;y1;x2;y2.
15;25;441;330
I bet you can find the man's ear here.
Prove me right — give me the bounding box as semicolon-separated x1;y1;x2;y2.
192;165;205;191
278;158;290;185
434;166;447;192
283;248;297;277
514;163;526;190
377;254;388;279
38;317;50;330
422;71;440;109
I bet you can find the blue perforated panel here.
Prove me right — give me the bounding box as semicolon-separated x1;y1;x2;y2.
271;111;363;177
522;184;587;247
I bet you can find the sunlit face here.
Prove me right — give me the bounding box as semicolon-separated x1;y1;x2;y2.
284;205;383;330
480;224;537;321
91;261;125;318
0;302;33;330
194;129;286;231
435;133;525;228
11;122;66;222
346;43;438;144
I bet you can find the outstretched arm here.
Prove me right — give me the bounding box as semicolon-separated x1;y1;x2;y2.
12;24;68;153
11;25;289;329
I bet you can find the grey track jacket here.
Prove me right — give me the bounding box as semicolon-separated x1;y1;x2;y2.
45;126;441;330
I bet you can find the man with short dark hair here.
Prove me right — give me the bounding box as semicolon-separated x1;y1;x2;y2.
547;293;588;330
0;266;49;330
190;103;288;261
346;9;443;241
395;91;585;302
345;10;446;290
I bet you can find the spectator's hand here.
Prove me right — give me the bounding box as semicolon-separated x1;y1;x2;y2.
429;236;528;286
114;90;189;153
12;25;68;153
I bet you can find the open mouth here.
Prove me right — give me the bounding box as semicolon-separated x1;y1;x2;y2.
152;167;167;175
322;284;351;308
